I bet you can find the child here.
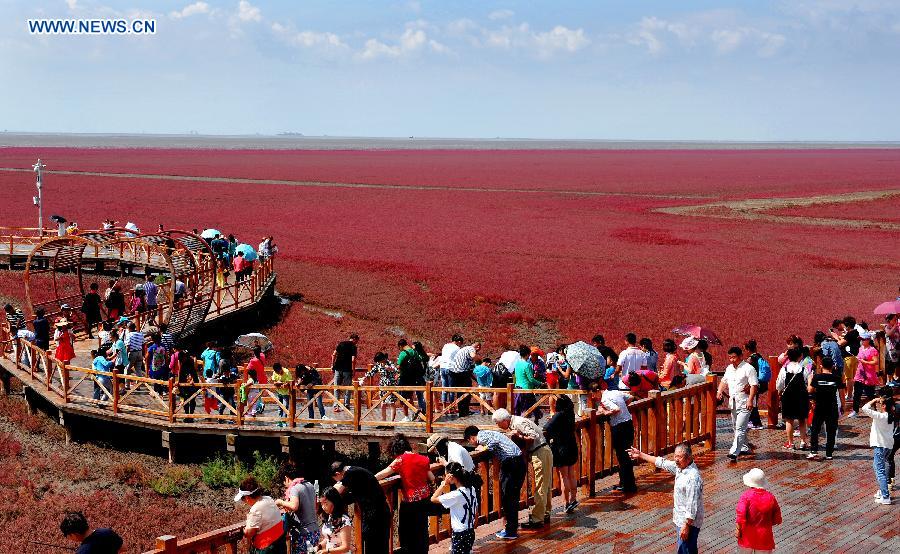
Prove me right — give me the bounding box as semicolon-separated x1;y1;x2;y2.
861;391;896;504
361;352;400;424
473;357;493;405
431;462;482;554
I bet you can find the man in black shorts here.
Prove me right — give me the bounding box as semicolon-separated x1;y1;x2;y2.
331;333;358;411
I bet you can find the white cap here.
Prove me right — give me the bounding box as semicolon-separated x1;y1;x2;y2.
680;337;699;350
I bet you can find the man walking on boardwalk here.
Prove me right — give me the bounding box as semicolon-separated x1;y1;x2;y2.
717;346;758;462
628;442;704;554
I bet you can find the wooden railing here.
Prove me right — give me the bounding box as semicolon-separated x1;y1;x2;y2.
139;377;716;554
3;337;715;437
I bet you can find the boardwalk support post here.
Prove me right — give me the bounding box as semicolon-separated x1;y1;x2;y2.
59;412;73;444
226;433;238;454
162;431;176;464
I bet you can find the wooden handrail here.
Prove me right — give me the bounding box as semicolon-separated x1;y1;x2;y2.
138;377;717;554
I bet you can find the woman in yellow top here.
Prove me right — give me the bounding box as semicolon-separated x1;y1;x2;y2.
271;363;293;427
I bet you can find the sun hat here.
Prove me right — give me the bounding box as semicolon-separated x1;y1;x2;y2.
530;346;546;358
680;337;699;351
55;317;71;328
742;468;768;489
424;432;449;453
233;486;260;502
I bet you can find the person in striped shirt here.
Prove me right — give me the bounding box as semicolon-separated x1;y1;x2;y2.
464;425;525;540
125;323;145;379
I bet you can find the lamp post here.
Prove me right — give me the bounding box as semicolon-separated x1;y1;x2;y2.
32;159;46;235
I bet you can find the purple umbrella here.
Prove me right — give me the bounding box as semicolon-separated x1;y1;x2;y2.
873;300;900;315
672;324;722;345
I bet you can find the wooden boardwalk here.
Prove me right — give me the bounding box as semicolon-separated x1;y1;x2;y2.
441;415;899;554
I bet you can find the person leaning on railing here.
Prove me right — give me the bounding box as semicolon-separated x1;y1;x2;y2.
375;433;435;554
464;424;526;540
330;462;391;554
235;476;287;554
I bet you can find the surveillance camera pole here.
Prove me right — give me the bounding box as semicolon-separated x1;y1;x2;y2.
33;159;46;236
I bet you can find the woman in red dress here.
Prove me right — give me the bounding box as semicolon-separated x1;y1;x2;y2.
53;318;76;364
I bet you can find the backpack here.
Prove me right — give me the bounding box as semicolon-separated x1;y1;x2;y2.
755;356;771;383
399;350;426;385
492;362;510;387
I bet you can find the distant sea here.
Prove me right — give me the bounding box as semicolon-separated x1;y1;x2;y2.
1;132;899;150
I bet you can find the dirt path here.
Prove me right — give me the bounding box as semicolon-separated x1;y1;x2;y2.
656;189;900;230
0;167;710;199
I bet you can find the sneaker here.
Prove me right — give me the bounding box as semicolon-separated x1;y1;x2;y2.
806;452;818;460
727;454;738;463
875;496;892;505
398;416;411;423
521;520;543;530
749;424;765;430
544;514;551;524
740;446;752;454
495;531;518;540
782;442;795;450
793;430;801;437
847;411;857;418
799;442;808;451
565;500;579;513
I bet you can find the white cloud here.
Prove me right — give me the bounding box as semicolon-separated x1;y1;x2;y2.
359;27;447;60
170;2;210;19
628;16;697;55
485;23;590;58
534;25;590;57
237;0;261;23
66;0;78;9
271;22;348;52
488;9;514;21
629;14;785;57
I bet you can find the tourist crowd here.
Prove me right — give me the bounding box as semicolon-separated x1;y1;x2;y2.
7;299;897;553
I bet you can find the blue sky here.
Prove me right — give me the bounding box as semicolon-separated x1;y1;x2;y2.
2;0;900;140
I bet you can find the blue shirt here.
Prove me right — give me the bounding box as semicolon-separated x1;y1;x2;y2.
113;339;127;366
820;340;844;371
476;430;521;461
92;355;113;373
201;348;220;373
473;364;493;387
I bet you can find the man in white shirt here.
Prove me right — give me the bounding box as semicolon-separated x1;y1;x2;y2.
616;333;648;390
628;443;704;553
440;334;463;406
594;382;637;493
717;346;758;462
425;433;475;472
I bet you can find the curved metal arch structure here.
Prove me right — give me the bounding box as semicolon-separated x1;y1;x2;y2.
22;228;216;340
